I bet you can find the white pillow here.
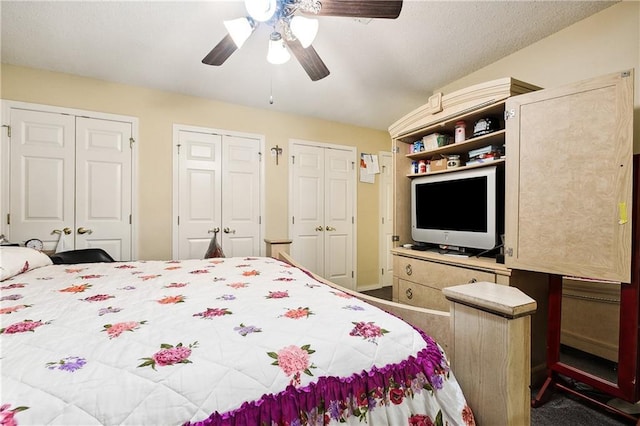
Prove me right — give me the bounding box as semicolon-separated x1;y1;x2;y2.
0;246;53;281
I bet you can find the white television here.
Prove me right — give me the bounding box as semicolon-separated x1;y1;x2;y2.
410;165;504;252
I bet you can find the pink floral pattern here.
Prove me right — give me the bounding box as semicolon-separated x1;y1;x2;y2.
282;307;313;319
138;342;198;370
266;290;288;299
102;321;147;338
268;344;316;386
157;295;185;304
193;308;232;319
1;319;48;334
0;305;31;315
59;283;92;293
81;294;114;302
0;404;28;426
349;321;389;344
227;282;248;289
0;283;26;290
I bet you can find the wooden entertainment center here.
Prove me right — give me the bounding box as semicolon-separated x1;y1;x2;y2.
388;71;638;421
389;77;550;380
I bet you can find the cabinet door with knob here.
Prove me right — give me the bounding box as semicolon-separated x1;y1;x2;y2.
6;106;134;261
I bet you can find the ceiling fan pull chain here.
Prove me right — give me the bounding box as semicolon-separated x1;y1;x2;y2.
269;74;274;105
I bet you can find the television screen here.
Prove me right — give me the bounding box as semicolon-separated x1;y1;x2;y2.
415;176;488;232
411;166;503;251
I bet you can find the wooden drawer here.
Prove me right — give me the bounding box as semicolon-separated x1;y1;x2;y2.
397;278;450;311
394;256;497;289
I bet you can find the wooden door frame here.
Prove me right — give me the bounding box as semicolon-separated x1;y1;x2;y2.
0;100;139;259
378;151;393;289
287;138;357;289
171;124;266;259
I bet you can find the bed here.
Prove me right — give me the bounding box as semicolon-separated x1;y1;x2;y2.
0;247;477;425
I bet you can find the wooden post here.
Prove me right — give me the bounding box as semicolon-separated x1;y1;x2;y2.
443;282;537;426
264;238;292;259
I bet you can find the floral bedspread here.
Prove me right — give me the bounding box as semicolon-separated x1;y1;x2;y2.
1;257;474;425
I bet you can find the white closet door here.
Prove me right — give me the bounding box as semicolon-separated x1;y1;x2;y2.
75;117;133;261
9;109;75;250
221;135;261;257
177;131;222;259
323;148;354;288
290;144;325;276
290;142;355;289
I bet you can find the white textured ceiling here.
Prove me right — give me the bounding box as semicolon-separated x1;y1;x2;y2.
1;0;617;130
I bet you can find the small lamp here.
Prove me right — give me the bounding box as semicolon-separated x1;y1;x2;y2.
224;17;255;48
290;16;319;48
245;0;277;22
267;32;290;65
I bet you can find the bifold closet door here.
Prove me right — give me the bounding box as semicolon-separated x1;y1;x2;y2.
290;143;355;289
9;109;133;260
175;130;261;259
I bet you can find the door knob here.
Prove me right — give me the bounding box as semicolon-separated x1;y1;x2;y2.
208;227;220;234
77;227;93;235
223;227;236;234
325;226;336;231
315;226;324;232
52;227;72;235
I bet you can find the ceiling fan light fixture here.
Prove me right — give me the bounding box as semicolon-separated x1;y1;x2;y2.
223;17;254;48
267;32;291;64
245;0;277;22
290;16;319;48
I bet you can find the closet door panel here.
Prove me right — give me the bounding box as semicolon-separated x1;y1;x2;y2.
75;117;133;261
176;131;222;259
9;109;75;249
323;148;354;287
290;144;325;276
221;135;261;257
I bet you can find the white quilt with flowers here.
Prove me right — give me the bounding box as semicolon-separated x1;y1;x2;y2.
1;255;474;426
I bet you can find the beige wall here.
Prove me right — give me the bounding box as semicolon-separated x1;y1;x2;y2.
436;1;640;151
0;65;391;287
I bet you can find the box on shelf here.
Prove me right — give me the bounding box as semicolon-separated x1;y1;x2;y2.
430;156;448;172
422;133;453;150
468;145;501;159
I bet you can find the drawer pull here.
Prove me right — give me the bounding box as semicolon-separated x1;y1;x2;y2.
405;288;413;299
468;278;477;283
405;264;412;276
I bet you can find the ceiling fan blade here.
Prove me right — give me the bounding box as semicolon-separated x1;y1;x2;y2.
307;0;402;19
286;39;330;81
202;34;237;66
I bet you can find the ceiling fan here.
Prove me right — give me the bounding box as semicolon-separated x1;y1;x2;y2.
202;0;403;81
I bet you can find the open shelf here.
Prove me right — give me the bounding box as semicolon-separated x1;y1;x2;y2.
406;158;505;178
406;130;505;161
